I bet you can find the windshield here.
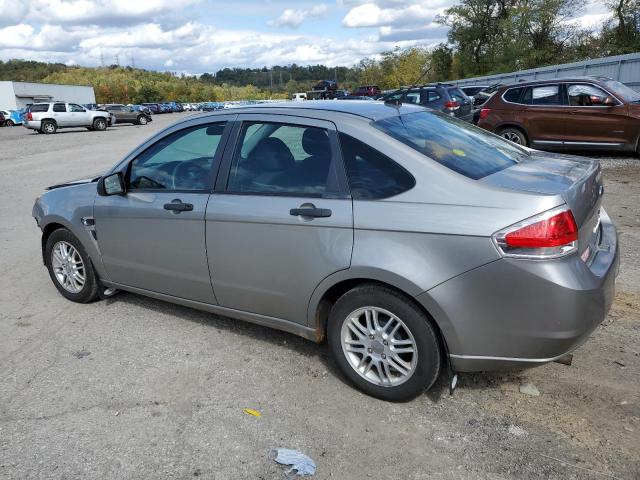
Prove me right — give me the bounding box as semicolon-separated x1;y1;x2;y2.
604;80;640;102
374;111;530;180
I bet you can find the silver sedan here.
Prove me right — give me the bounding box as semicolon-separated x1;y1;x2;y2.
32;101;618;401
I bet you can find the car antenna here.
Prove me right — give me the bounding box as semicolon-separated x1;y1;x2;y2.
384;65;432;109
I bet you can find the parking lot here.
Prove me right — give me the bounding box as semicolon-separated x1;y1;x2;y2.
0;114;638;479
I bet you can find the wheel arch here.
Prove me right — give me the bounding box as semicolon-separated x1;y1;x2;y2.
308;271;451;360
495;123;529;142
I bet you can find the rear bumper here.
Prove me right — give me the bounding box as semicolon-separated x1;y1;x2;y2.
417;208;619;372
23;120;41;130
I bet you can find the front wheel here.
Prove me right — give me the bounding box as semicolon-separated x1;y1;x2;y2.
6;120;14;126
93;117;107;131
45;229;99;303
327;284;441;401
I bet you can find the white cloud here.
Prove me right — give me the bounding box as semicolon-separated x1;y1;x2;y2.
342;2;441;28
27;0;201;25
268;4;328;29
0;0;28;26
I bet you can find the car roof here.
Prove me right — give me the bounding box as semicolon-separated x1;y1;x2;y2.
502;76;614;88
201;100;427;121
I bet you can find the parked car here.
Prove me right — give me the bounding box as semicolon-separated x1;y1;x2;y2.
351;85;382;97
460;85;489;97
292;93;307;101
0;111;4;126
380;83;474;122
103;104;152;125
1;109;24;126
23;102;110;134
342;95;372;100
313;80;337;91
32;101;618;401
142;103;161;114
472;83;504;106
477;76;640;155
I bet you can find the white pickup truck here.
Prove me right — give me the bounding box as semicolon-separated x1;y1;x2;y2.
23;102;112;134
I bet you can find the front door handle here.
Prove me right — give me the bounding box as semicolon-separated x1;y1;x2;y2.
290;207;332;218
164;200;193;212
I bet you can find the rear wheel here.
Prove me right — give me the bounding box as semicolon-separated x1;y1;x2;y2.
93;117;107;131
327;284;441;401
6;120;14;126
45;229;99;303
41;120;57;134
499;127;527;146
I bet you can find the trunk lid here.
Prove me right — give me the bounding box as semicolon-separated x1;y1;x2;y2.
481;151;604;258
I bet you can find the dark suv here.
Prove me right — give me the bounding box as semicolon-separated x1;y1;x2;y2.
477;76;640;155
380;84;474;122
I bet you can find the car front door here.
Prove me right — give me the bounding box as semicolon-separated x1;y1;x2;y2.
563;83;632;147
94;118;233;303
206;114;353;324
68;103;90;126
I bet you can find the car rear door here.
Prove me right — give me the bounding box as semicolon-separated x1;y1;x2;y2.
51;102;70;126
94;117;234;303
563;82;632;148
206;114;353;324
519;83;567;147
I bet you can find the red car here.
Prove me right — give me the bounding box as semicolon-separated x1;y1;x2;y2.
351;85;381;97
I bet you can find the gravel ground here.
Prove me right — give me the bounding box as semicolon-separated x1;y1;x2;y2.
0;114;638;479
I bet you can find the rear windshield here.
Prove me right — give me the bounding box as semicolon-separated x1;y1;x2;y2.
374;111;529;180
604;80;640;102
30;104;49;112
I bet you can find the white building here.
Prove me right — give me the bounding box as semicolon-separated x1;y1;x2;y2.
0;81;96;110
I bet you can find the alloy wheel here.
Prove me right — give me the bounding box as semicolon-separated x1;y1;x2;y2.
502;131;522;144
340;306;418;387
51;241;85;293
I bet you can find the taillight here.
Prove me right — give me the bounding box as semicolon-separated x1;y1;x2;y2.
27;112;33;121
444;101;459;110
479;108;491;120
493;207;578;259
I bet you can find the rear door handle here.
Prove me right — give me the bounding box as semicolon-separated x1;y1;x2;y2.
290;207;332;218
164;200;193;212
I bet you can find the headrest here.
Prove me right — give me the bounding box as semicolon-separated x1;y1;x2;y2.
249;137;294;172
302;128;330;157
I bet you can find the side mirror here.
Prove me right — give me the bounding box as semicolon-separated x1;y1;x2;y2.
98;172;125;196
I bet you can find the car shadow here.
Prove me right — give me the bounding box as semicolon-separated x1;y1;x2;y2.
108;291;511;402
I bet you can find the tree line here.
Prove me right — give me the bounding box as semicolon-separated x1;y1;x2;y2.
0;0;637;102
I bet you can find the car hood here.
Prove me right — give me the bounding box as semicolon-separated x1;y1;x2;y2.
47;173;103;190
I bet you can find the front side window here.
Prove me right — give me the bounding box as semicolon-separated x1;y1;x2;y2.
69;104;85;112
524;85;561;105
227;122;338;196
128;123;226;191
374;111;529;180
339;133;415;199
567;84;612;106
53;103;66;112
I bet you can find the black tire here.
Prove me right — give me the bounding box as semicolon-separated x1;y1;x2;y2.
41;120;57;134
45;228;99;303
6;120;14;126
93;117;107;131
137;115;148;125
327;284;441;401
498;127;527;146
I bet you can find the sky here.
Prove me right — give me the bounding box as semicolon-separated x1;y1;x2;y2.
0;0;612;75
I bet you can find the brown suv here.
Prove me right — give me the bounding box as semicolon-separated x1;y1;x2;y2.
477;76;640;156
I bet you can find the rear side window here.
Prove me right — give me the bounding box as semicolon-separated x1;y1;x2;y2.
503;87;523;103
524;85;561;105
339;133;415;199
423;90;441;103
30;104;49;112
374;111;529;180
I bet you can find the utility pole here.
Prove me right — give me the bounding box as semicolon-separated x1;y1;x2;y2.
115;54;120;67
131;54;135;69
100;49;104;67
269;69;273;93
